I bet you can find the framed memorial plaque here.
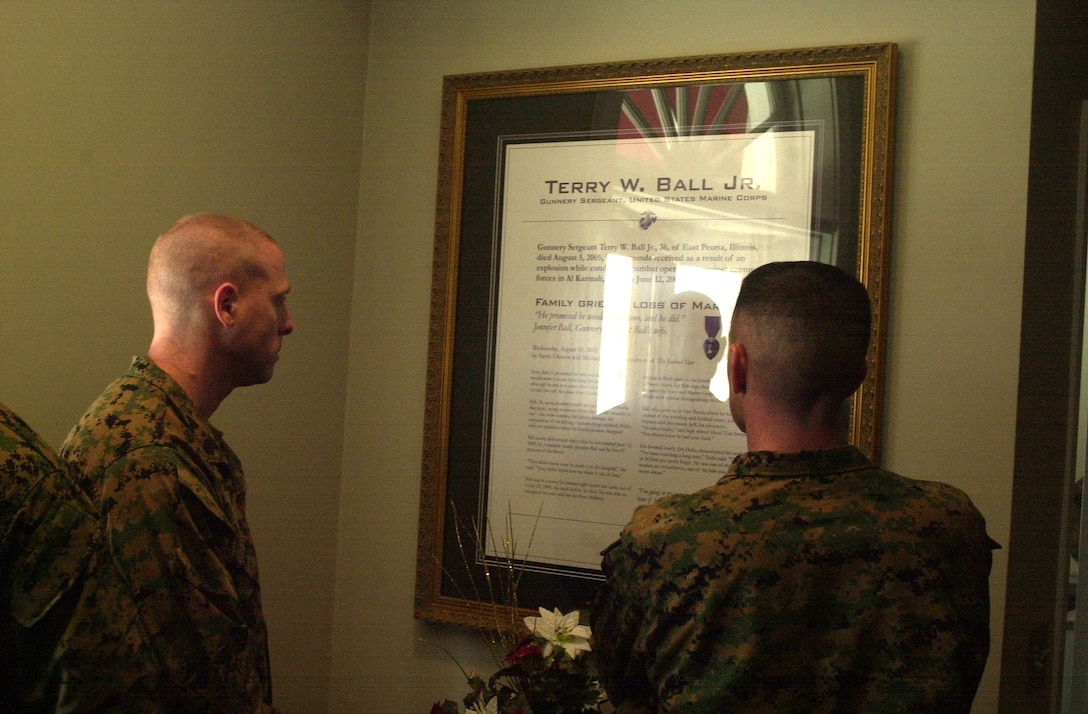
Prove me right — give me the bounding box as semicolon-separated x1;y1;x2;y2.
415;43;897;630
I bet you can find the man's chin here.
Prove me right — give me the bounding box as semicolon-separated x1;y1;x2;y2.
242;365;277;387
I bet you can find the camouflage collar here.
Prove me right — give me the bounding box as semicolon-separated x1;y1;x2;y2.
126;355;212;431
726;445;873;478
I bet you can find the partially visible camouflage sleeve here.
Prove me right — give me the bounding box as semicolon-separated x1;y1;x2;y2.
592;446;998;713
2;401;95;711
2;401;95;627
60;358;278;714
2;401;162;712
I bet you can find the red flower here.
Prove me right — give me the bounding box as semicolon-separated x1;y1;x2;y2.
504;641;542;663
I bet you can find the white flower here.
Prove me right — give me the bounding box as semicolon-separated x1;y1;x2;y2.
523;607;592;659
469;697;498;714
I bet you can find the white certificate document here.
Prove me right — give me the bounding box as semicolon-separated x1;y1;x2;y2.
485;130;815;572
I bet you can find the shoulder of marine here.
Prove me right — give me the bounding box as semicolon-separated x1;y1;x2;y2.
620;446;993;550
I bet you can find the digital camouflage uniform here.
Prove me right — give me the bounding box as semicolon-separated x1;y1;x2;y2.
592;446;998;713
60;357;277;714
2;401;161;713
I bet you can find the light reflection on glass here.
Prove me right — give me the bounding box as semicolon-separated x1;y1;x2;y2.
743;129;779;194
595;253;633;414
674;265;743;401
595;257;743;413
744;82;773;129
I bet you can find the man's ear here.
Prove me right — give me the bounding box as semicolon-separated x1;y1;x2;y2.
727;341;748;395
845;355;869;395
213;283;239;327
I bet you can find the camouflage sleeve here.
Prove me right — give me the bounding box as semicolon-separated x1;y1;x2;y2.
101;446;277;714
7;468;96;629
934;488;998;704
4;462;99;711
591;538;657;712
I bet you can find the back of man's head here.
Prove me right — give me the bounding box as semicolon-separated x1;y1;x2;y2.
730;261;871;409
147;213;273;325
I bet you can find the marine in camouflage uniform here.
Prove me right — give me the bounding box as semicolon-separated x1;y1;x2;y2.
2;401;161;712
592;261;998;713
592;446;997;713
56;213;292;712
60;356;277;713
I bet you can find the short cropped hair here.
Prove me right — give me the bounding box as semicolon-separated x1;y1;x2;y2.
147;213;274;315
730;261;871;406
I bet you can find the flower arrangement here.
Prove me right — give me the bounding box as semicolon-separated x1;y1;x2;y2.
431;607;606;714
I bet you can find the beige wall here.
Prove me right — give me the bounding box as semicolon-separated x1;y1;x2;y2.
0;3;368;713
0;1;1035;713
334;2;1032;713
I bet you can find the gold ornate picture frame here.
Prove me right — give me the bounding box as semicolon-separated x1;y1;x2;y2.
416;43;897;630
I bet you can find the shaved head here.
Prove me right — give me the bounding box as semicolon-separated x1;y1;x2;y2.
730;261;870;410
147;213;276;324
144;213;293;415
